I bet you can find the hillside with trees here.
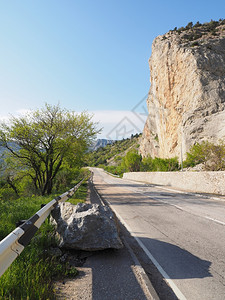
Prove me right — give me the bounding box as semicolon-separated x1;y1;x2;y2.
86;133;180;176
172;19;225;45
86;133;141;167
87;134;225;176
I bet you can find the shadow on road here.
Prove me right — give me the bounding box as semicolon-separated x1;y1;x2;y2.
93;181;225;208
88;173;213;299
138;237;212;280
84;248;151;300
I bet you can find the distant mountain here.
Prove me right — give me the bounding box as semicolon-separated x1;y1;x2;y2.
89;139;114;151
0;142;20;158
87;134;142;167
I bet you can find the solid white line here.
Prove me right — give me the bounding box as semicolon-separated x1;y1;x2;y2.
125;187;225;226
113;209;187;300
204;216;225;226
121;176;225;202
97;170;187;298
123;238;160;300
125;187;185;211
156;186;187;194
210;197;225;202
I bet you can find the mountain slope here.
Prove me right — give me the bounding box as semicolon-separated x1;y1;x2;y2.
86;134;141;167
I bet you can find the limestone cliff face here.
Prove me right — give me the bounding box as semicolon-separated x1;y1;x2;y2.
140;22;225;160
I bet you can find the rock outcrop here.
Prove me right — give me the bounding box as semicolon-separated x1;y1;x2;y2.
140;20;225;160
89;139;114;151
51;202;123;251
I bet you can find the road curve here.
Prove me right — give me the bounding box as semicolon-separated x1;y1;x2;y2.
91;168;225;300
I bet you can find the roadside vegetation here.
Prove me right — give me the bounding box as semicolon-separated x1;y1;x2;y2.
86;134;180;176
0;182;87;299
101;150;180;176
183;140;225;171
0;103;97;299
87;135;225;176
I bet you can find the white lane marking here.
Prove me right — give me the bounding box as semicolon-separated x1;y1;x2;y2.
101;168;225;224
119;175;225;202
124;186;225;226
210;197;225;202
113;209;187;300
123;238;160;300
154;186;187;195
204;216;225;226
124;186;185;209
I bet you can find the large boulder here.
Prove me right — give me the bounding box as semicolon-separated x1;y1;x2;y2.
51;202;123;251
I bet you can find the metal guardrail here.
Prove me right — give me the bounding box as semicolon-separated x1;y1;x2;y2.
0;177;86;277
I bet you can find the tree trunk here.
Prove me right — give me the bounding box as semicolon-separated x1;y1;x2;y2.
6;177;19;196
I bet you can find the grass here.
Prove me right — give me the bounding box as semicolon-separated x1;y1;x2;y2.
68;181;88;205
0;180;88;299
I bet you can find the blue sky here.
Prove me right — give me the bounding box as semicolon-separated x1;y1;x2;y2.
0;1;224;139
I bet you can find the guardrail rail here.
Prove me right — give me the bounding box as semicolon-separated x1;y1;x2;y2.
0;177;87;277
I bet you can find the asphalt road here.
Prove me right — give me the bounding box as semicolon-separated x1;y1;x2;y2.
91;168;225;300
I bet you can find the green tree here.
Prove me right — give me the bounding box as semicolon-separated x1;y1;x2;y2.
183;141;212;168
184;140;225;171
0;104;100;195
185;21;193;30
124;150;142;172
210;141;225;170
141;156;179;172
141;156;154;171
193;21;201;28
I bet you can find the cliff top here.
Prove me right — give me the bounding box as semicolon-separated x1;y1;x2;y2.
161;19;225;47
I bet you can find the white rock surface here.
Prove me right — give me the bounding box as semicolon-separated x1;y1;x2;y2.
51;202;123;251
140;23;225;160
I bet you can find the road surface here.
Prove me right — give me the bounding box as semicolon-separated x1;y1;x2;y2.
91;168;225;300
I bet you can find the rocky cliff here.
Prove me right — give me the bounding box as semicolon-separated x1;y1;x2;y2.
140;20;225;160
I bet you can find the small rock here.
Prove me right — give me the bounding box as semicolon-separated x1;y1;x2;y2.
49;247;63;258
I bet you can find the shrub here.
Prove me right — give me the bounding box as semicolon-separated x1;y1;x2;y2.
141;156;154;171
193;21;202;28
203;20;219;32
191;41;200;47
114;155;122;162
177;26;185;33
141;156;179;172
185;22;193;30
53;167;82;192
0;182;86;298
183;141;210;168
124;151;142;172
183;140;225;170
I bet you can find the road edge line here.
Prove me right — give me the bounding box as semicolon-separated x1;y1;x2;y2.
90;177;159;300
123;237;160;300
111;208;187;300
